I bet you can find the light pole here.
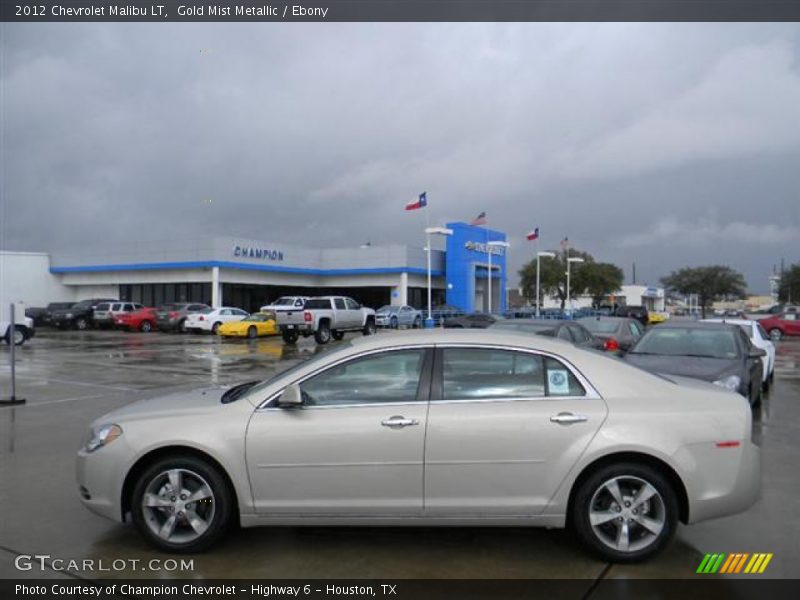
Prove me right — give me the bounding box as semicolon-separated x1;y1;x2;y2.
566;256;585;314
535;251;556;318
424;226;453;328
486;240;510;314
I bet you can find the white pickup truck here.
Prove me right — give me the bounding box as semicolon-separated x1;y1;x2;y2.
1;316;36;346
276;296;376;344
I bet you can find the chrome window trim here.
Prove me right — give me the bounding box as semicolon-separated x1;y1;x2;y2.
256;342;601;411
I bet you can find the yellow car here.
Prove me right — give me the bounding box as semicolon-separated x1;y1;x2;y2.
217;312;278;338
648;312;669;325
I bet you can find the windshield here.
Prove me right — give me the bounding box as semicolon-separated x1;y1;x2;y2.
244;314;269;322
199;307;214;314
579;319;621;334
494;321;554;333
72;301;93;309
631;328;740;359
271;298;295;306
377;305;394;312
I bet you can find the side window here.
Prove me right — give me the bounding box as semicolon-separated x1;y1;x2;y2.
570;326;589;343
299;350;426;407
544;357;586;397
629;322;642;337
557;327;573;342
785;314;797;321
220;309;231;316
441;348;545;400
334;298;347;310
235;309;248;316
294;299;304;307
345;298;360;310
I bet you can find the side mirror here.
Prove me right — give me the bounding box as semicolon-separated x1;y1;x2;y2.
750;348;767;358
277;383;303;407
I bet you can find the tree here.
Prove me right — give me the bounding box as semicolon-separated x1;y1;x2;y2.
518;248;622;309
778;264;800;304
660;265;746;318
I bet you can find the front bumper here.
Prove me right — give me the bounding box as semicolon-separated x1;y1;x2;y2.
75;443;131;523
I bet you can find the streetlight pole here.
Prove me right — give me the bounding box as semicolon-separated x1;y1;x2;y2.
424;226;453;327
535;251;556;318
487;240;510;314
566;256;585;314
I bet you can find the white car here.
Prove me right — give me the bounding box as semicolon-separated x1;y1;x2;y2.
1;316;35;345
76;330;760;562
702;318;775;390
184;307;249;334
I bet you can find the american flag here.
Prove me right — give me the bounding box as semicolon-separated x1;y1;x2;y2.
470;211;487;226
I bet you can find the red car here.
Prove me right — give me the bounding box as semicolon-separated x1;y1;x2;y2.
115;307;159;333
759;313;800;341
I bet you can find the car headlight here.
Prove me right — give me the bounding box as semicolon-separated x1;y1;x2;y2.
65;313;73;318
84;424;123;453
713;375;741;393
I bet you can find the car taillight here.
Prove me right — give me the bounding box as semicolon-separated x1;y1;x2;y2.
198;315;204;321
304;311;312;322
604;338;620;351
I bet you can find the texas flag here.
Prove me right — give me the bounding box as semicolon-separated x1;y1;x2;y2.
405;192;428;211
470;211;487;226
526;227;539;241
560;236;569;249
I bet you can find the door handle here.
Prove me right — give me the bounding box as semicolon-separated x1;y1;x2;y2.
381;416;419;428
550;412;588;425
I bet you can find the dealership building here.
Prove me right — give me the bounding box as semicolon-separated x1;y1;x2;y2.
0;222;510;314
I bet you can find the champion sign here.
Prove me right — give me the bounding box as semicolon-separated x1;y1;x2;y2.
465;241;506;256
232;245;285;261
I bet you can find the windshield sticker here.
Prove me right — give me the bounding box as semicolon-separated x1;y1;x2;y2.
549;370;570;394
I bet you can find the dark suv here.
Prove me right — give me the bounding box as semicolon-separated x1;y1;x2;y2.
50;298;118;330
615;305;649;326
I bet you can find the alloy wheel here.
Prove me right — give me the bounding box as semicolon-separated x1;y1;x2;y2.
141;468;215;544
588;475;666;553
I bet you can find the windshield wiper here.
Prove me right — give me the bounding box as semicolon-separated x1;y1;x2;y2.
221;380;259;404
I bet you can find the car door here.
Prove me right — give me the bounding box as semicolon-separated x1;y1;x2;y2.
246;347;432;515
784;313;800;335
424;346;607;516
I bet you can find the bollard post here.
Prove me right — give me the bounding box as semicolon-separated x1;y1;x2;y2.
1;303;27;406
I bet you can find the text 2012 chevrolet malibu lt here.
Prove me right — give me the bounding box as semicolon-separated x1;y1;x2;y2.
77;330;760;562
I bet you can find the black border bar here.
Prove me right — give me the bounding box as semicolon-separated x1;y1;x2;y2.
3;1;800;23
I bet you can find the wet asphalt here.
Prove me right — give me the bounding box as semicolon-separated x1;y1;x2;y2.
0;328;798;582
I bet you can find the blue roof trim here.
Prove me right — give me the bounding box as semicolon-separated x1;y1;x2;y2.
50;260;444;278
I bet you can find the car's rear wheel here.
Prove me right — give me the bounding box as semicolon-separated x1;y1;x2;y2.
331;330;345;341
212;322;221;335
413;316;421;329
769;328;782;341
315;323;331;344
131;455;233;553
390;316;398;329
363;319;376;336
178;319;187;334
572;463;677;563
281;330;299;344
140;320;153;333
247;326;257;339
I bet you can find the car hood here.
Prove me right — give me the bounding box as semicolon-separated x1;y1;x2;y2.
90;387;231;427
624;354;739;382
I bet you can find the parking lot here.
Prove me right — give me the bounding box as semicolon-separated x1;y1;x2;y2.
1;328;799;582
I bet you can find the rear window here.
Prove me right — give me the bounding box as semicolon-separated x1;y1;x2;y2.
580;319;621;334
271;297;295;306
96;303;111;311
305;299;332;309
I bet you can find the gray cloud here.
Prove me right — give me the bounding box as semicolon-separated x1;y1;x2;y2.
2;22;799;292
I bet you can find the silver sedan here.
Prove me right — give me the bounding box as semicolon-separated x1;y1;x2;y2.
76;330;760;562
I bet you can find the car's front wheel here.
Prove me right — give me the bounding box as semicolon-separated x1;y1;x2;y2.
572;463;678;563
75;317;89;331
363;319;376;336
131;456;234;553
140;320;153;333
4;326;26;346
281;330;299;344
769;328;783;341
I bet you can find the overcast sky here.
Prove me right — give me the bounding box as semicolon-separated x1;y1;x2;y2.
2;23;799;292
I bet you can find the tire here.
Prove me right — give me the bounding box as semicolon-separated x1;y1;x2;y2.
390;316;398;329
331;330;345;341
362;319;376;336
178;319;188;334
413;316;421;329
75;317;89;331
281;330;299;344
130;455;234;553
140;320;153;333
4;326;26;346
769;328;782;341
571;462;678;563
314;322;331;345
247;326;257;339
212;322;221;335
751;383;762;409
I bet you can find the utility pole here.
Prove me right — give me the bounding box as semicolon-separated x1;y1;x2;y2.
632;262;636;285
